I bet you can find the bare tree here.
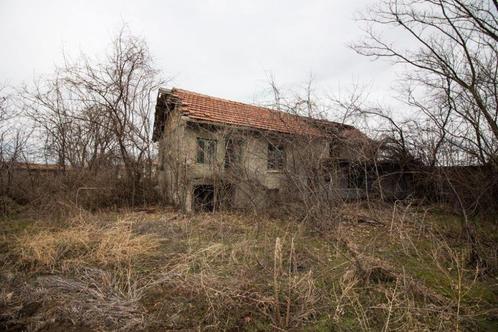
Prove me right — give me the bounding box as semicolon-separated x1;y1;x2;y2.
23;27;164;206
0;86;31;208
61;28;163;186
353;0;498;167
353;0;498;267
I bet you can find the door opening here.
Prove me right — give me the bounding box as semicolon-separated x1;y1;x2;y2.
193;185;215;212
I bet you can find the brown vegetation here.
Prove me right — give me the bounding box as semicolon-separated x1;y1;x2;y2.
1;204;497;331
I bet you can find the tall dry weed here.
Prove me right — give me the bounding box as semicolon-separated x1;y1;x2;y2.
95;224;160;265
16;217;160;271
16;228;91;270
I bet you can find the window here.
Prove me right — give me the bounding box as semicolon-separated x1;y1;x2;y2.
267;143;285;170
197;138;217;164
347;169;365;188
346;166;368;189
224;138;242;168
329;140;339;158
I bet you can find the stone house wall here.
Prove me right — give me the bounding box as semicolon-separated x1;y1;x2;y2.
157;108;351;212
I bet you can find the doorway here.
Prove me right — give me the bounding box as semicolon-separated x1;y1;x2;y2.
193;184;215;211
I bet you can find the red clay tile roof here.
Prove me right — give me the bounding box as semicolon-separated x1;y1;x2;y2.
154;88;357;140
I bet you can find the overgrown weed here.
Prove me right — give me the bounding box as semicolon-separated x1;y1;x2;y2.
1;204;496;331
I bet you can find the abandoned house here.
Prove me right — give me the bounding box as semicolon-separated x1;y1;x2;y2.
152;88;407;212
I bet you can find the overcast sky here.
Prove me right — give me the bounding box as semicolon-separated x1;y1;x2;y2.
0;0;402;107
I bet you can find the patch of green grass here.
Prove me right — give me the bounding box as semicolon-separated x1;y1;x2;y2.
474;317;498;332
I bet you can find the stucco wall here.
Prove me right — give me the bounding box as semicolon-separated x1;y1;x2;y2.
181;124;296;211
157;112;360;212
157;110;188;209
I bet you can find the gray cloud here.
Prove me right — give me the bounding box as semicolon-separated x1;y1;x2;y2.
0;0;402;107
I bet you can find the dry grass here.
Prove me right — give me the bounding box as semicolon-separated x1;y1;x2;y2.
36;268;148;330
94;223;160;266
16;228;91;269
16;215;160;272
1;204;497;331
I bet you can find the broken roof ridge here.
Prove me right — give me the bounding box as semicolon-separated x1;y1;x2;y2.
153;87;364;141
169;87;351;127
171;87;281;113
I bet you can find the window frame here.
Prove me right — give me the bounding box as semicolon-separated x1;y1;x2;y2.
224;138;243;169
196;137;217;164
267;143;285;170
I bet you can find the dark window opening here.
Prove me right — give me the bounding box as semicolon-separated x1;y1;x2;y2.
268;143;285;170
224;138;242;169
329;140;339;158
197;138;217;164
347;170;365;189
345;166;370;189
193;184;215;211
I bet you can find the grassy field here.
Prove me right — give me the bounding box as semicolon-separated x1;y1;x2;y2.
0;203;497;331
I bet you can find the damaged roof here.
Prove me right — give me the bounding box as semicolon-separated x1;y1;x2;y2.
153;88;358;141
